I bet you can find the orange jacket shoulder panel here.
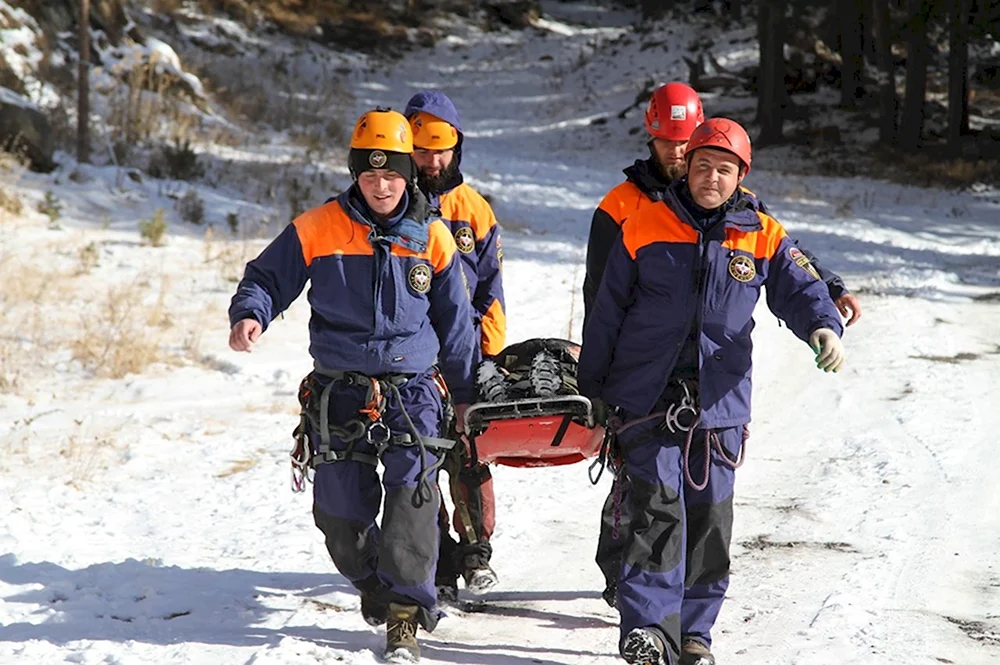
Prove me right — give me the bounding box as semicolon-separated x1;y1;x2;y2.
621;199;699;259
598;180;645;227
293;202;373;266
440;183;498;241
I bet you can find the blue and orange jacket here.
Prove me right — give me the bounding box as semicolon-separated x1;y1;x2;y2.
406;91;506;358
578;181;844;427
229;186;477;403
583;157;848;328
437;184;506;357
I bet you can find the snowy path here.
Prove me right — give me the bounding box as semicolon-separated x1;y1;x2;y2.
2;3;1000;665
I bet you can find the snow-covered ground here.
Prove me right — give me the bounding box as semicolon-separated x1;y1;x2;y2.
2;3;999;664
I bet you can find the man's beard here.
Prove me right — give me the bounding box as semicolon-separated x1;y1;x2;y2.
417;160;459;194
659;160;686;182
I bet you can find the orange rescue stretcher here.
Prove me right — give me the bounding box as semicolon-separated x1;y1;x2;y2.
463;393;599;468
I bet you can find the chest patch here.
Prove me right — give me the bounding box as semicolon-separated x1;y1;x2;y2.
408;263;432;294
728;255;756;283
455;226;475;254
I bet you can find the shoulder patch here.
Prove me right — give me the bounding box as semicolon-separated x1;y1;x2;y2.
789;247;821;280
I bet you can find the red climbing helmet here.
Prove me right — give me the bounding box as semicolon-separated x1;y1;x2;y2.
684;117;752;175
644;82;705;141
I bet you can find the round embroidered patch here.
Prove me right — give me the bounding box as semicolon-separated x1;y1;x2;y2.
368;150;387;168
455;227;475;254
408;264;432;294
728;255;756;283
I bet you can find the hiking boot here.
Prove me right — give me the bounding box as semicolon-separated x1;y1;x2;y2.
621;627;665;665
357;575;389;626
436;581;459;604
360;589;388;626
462;564;499;595
601;581;618;608
679;637;715;665
385;602;421;661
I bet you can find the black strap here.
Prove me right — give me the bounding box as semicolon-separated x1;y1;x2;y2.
549;414;572;447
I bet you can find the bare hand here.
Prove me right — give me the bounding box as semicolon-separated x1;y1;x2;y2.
587;424;606;455
229;319;262;352
454;403;470;434
835;294;862;327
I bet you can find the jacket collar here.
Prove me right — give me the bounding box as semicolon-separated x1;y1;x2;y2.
623;157;670;200
664;178;762;234
339;185;435;252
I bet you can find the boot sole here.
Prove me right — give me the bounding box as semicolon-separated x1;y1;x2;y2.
622;629;664;665
384;646;420;663
465;570;499;595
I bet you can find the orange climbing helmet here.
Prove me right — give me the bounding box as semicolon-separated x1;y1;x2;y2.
348;107;415;181
409;111;459;150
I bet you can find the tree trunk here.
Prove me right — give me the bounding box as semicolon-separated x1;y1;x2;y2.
839;0;865;107
641;0;670;20
860;0;877;77
757;0;787;145
77;0;90;164
898;0;930;150
871;0;897;145
947;0;971;148
724;0;743;21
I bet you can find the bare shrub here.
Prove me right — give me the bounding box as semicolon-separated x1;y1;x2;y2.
148;140;204;181
190;51;351;139
177;188;205;224
208;237;256;283
77;242;100;274
37;191;62;224
0;186;23;218
107;65;173;147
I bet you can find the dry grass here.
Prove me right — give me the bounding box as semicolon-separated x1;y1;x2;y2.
70;282;167;379
103;57;206;174
887;154;1000;189
152;0;186;14
106;65;176;147
0;185;23;218
0;251;71;392
205;228;267;283
77;242;100;275
61;428;125;489
0;152;26;221
216;451;263;477
198;1;418;42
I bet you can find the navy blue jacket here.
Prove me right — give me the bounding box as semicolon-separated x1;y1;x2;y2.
229;186;477;402
579;181;844;427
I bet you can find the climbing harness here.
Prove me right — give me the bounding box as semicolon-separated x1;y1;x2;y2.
289;364;456;504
